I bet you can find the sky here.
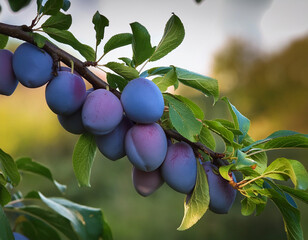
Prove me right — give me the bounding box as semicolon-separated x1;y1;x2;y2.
1;0;308;75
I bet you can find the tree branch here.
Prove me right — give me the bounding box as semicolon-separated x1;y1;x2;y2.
0;22;225;163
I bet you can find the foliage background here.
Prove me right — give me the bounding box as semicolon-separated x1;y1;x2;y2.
1;0;308;239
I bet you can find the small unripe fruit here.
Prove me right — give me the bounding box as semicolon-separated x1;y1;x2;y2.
121;78;164;123
82;89;123;135
125;123;167;172
132;167;164;196
12;42;53;88
0;49;18;95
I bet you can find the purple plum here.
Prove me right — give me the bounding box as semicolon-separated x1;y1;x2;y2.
125;123;167;172
121;78;164;123
0;49;18;95
161;142;197;194
132;167;164;197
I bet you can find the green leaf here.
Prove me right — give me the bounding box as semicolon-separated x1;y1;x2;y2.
198;126;216;151
50;198;106;240
177;160;209;230
130;22;155;66
204;120;235;146
0;205;14;240
118;57;133;67
73;133;97;187
163;93;202;142
0;173;6;185
8;0;31;12
31;33;48;48
102;213;113;240
0;149;20;186
16;157;66;193
0;34;8;49
62;0;70;11
222;97;250;143
104;33;132;55
106;73;128;92
0;184;11;206
235;150;257;169
279;185;308;204
146;66;172;76
43;27;95;61
41;0;63;15
152;67;178;92
41;12;72;30
176;68;219;103
92;11;109;48
104;62;139;80
174;95;204;120
241;197;256;216
150;14;185;61
214;119;243;136
264;158;308;190
219;164;234;181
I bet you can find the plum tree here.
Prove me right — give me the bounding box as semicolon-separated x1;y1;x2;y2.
82;89;123;135
45;71;87;115
125;123;167;172
202;162;237;214
13;232;29;240
12;42;53;88
96;116;133;160
161;142;197;194
121;78;164;123
0;49;18;96
132;166;164;197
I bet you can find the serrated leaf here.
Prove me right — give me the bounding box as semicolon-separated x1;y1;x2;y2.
41;12;72;30
178;160;209;230
16;157;66;193
104;62;139;80
174;95;204;120
73;133;97;187
104;33;132;55
204;120;235;146
279;185;308;204
92;11;109;48
164;93;202;142
176;68;219;102
219;164;234;181
150;14;184;61
130;22;155;66
198;126;216;151
43;27;95;61
264;158;308;190
0;34;8;49
8;0;31;12
215;119;243;136
0;205;14;240
102;213;113;240
241;197;256;216
0;149;20;186
106;73;128;92
146;66;172;76
118;57;133;67
0;173;5;185
0;184;11;206
236;150;257;169
42;0;63;15
152;67;178;92
222;97;250;143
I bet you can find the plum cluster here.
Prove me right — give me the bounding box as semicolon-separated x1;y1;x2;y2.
0;43;236;214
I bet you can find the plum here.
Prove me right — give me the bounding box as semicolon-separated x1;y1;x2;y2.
57;88;93;134
132;167;164;196
161;142;197;194
13;232;29;240
96;116;133;160
0;49;18;95
12;42;53;88
125;123;167;172
203;162;237;214
82;89;123;135
121;78;164;123
45;71;86;115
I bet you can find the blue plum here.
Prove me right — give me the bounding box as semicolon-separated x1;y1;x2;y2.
0;49;18;95
82;89;123;135
13;232;29;240
121;78;164;123
12;42;53;88
96;116;133;160
161;142;197;194
203;162;237;214
132;167;164;197
125;123;167;172
45;71;86;115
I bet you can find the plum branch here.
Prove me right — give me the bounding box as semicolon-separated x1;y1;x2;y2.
0;21;225;163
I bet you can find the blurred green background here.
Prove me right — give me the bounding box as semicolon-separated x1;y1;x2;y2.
1;0;308;239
